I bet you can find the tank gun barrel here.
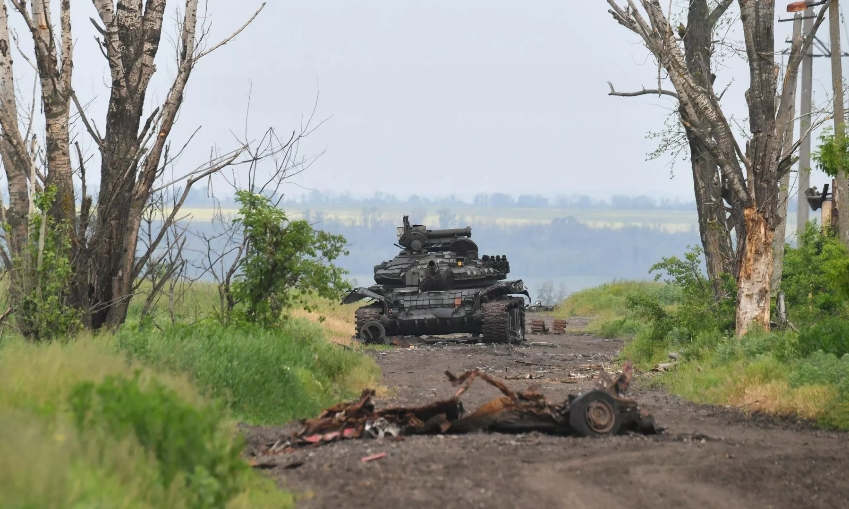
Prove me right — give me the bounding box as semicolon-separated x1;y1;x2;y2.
425;227;472;239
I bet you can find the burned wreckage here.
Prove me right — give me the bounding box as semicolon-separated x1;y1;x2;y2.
252;362;660;462
341;216;530;344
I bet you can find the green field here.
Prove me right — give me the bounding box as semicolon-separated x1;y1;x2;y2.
180;205;700;233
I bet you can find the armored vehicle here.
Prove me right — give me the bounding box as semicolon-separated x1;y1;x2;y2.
341;216;529;344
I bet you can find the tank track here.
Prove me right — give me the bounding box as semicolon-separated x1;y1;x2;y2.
354;304;383;340
481;297;525;345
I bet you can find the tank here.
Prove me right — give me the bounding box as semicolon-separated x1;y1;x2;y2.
341;216;529;344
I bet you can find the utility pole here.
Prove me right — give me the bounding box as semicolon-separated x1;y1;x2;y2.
797;7;814;235
774;13;802;291
831;0;849;244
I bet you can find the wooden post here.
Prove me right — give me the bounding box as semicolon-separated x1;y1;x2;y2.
822;179;837;232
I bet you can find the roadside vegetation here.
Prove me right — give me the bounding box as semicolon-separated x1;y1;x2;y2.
0;191;379;508
553;226;849;430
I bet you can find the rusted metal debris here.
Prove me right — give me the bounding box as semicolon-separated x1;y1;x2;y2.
552;319;567;335
254;362;660;461
529;319;548;334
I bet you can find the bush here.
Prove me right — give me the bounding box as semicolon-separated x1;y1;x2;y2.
222;190;351;327
796;316;849;359
117;320;380;423
6;186;82;340
782;225;849;323
68;375;245;509
790;351;849;398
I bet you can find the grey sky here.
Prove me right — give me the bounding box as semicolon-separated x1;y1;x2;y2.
12;1;845;202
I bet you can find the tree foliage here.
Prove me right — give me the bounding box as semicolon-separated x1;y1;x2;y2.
223;191;351;327
5;186;81;340
812;125;849;178
781;224;849;323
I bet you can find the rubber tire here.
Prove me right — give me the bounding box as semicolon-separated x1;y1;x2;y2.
568;390;622;437
359;321;387;344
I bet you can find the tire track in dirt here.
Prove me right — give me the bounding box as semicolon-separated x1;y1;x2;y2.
248;314;849;509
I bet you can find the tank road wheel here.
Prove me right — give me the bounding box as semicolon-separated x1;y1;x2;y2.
482;298;525;345
354;304;383;344
359;321;388;344
568;390;622;437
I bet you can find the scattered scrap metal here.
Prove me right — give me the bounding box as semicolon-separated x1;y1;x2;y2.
530;319;548;334
253;362;660;462
529;318;567;335
551;319;566;335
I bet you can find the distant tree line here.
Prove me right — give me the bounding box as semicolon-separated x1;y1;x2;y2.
295;215;700;280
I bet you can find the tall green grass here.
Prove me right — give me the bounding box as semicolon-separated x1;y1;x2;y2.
117;320;380;424
552;280;676;338
561;278;849;430
0;336;293;509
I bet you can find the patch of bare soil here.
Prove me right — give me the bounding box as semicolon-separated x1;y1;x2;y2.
247;314;849;509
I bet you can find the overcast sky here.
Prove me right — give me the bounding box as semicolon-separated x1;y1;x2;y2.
17;1;847;202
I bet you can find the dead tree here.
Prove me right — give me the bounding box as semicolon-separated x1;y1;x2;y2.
606;0;830;335
0;0;267;334
608;0;738;300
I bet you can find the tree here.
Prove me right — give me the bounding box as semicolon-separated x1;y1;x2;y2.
606;0;830;334
0;0;267;335
608;0;739;300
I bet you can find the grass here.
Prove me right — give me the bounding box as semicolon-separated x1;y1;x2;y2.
117;320;380;424
552;280;674;337
1;280;384;506
559;282;849;430
0;335;294;509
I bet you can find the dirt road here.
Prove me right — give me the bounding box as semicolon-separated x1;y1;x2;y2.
248;315;849;509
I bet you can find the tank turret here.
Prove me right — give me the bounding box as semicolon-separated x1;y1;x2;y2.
373;216;510;289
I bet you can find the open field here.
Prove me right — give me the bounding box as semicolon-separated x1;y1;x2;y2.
178;205;701;233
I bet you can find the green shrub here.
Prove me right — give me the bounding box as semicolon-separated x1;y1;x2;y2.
789;351;849;397
68;375;245;509
796;316;849;358
222;191;351;327
6;186;82;340
626;291;674;343
594;317;644;338
739;328;798;362
117;320;379;423
782;225;849;323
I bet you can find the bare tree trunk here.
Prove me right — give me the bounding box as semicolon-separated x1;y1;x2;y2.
21;0;75;227
682;0;736;295
0;3;31;258
736;206;774;334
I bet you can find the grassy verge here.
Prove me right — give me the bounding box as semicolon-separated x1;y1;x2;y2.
552;280;675;338
0;335;293;509
557;283;849;430
117;320;380;424
1;282;383;506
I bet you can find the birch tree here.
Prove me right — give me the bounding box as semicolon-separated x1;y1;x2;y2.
608;0;739;300
605;0;830;334
0;0;268;334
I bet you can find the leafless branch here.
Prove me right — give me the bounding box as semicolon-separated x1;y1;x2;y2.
607;81;679;99
195;3;266;61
